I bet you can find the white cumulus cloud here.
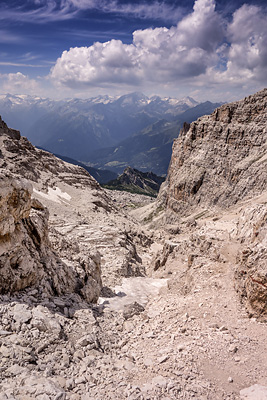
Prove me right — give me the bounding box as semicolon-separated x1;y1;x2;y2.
50;0;224;89
0;72;40;95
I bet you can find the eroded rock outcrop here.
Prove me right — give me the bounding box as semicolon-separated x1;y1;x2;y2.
161;89;267;218
234;200;267;320
0;170;101;301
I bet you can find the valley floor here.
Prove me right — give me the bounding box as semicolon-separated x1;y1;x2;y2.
0;189;267;400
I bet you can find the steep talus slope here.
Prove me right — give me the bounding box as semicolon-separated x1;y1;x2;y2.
163;88;267;217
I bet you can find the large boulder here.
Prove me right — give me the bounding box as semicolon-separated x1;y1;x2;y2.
0;171;101;302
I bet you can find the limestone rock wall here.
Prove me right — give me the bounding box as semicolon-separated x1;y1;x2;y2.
160;88;267;319
162;89;267;218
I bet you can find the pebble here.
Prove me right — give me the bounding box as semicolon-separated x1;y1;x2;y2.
158;355;169;364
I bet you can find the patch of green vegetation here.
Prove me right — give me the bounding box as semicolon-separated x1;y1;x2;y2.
102;184;157;198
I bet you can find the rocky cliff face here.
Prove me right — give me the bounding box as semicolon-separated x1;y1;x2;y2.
158;88;267;320
162;88;267;218
234;198;267;318
0;170;101;302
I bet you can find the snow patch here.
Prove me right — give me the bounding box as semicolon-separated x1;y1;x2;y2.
99;277;168;312
33;187;71;204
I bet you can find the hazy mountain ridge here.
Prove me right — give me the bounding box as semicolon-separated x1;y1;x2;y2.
87;101;222;175
0;92;198;151
0;92;220;173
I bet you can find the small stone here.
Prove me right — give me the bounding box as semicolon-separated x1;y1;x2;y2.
158;355;169;364
0;345;11;357
73;350;84;360
66;378;75;390
77;337;90;347
143;358;154;367
123;302;145;320
240;384;267;399
229;344;238;353
75;376;87;385
0;330;12;336
152;375;168;388
62;354;70;367
228;377;233;383
209;323;219;330
54;298;65;307
219;326;228;332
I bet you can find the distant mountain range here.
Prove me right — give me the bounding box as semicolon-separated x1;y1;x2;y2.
87;101;222;176
0;92;221;175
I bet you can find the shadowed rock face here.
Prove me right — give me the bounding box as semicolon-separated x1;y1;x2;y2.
104;166;165;197
161;88;267;217
0;171;101;301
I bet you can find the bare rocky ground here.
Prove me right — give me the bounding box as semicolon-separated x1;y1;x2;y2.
1;186;266;400
0;88;267;400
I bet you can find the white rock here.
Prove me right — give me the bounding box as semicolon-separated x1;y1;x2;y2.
240;384;267;399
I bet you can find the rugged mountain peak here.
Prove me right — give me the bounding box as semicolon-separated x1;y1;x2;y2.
0;116;20;140
162;88;267;218
104;166;165;197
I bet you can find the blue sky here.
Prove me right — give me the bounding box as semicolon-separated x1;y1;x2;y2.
0;0;267;101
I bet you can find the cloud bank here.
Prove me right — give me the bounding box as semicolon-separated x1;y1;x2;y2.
50;0;267;97
0;72;40;94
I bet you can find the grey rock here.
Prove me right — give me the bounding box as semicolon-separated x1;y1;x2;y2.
123;302;145;320
240;384;267;399
13;304;32;324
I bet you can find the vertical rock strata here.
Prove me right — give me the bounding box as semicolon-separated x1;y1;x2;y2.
161;88;267;319
163;88;267;217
